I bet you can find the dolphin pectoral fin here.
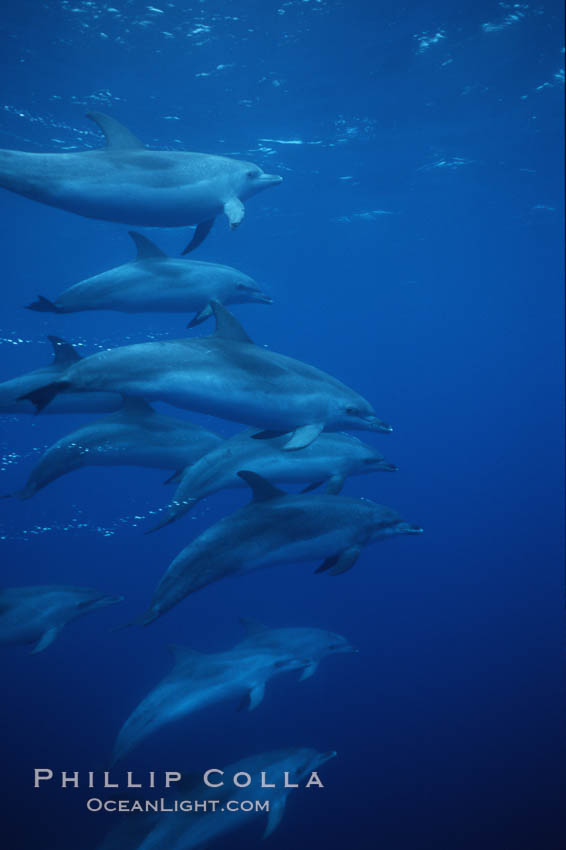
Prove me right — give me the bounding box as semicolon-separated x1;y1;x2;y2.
324;474;345;495
248;682;266;711
315;546;361;575
128;231;166;260
263;796;286;839
30;626;60;654
327;546;362;576
251;430;288;441
18;380;71;414
283;423;324;451
86;112;145;149
187;304;213;329
182;219;215;255
224;197;245;229
299;661;319;681
47;336;82;366
301;480;325;494
163;469;184;485
238;470;286;502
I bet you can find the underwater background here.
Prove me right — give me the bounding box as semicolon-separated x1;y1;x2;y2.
0;0;564;848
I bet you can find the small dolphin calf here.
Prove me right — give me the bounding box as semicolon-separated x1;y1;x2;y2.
4;398;222;501
99;749;336;850
22;303;391;449
0;585;122;653
152;429;397;531
112;619;354;763
0;112;283;253
140;471;422;624
0;336;120;415
27;231;272;327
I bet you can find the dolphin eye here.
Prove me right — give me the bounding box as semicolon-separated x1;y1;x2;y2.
237;283;250;291
346;406;358;416
247;169;259;178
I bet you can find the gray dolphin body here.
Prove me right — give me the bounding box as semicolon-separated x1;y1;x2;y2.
0;336;120;415
0;112;283;253
99;748;336;850
0;585;122;653
5;398;222;500
112;620;354;764
27;231;272;327
21;303;391;450
141;472;422;625
153;429;398;531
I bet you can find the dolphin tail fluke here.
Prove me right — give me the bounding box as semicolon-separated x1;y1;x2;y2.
25;295;61;313
182;218;215;255
18;381;70;413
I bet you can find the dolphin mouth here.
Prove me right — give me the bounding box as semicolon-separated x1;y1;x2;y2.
102;594;125;606
382;463;399;471
404;524;424;534
320;750;338;764
260;174;283;185
364;416;393;434
255;293;274;304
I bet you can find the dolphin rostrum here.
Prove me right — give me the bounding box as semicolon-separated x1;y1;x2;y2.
26;231;272;327
99;748;336;850
20;302;391;449
4;397;223;501
0;112;283;253
0;585;123;653
151;429;398;531
0;336;121;415
139;471;422;625
112;620;354;764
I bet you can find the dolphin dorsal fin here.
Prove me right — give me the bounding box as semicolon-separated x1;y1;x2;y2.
119;395;154;416
169;644;205;666
47;336;82;366
240;617;269;636
128;231;167;260
237;470;286;502
210;300;254;344
86;112;145;150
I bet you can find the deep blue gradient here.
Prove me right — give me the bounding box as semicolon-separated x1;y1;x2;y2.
0;1;564;848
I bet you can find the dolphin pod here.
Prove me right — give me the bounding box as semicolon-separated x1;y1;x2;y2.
139;471;422;625
20;301;391;450
151;428;398;531
2;107;421;847
0;585;122;653
26;231;272;326
3;397;223;501
0;335;121;415
98;748;336;850
112;620;355;763
0;112;283;253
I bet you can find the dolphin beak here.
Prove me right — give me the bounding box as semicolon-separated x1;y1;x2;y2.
382;463;399;471
402;523;424;535
365;416;393;434
260;174;283;186
256;292;274;304
321;750;338;764
102;594;125;606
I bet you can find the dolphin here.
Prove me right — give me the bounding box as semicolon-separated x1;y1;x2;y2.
26;231;272;327
0;112;283;253
112;619;354;763
151;429;398;531
100;748;336;850
3;397;223;501
20;302;391;450
0;336;121;415
139;471;422;625
0;585;123;653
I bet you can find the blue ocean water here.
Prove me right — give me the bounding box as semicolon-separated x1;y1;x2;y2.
0;1;564;848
